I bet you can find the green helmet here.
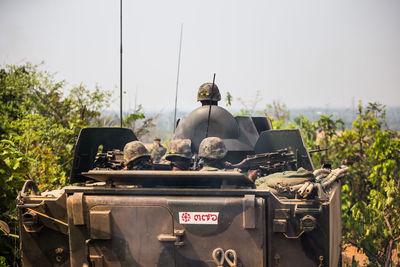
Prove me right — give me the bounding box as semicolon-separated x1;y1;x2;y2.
197;83;221;102
198;137;227;160
166;139;192;160
123;141;150;165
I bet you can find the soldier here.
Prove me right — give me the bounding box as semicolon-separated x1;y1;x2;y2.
123;141;152;170
150;137;167;164
165;139;193;171
198;137;227;171
197;83;221;106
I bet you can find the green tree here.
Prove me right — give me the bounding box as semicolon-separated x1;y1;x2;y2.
0;64;112;189
0;140;31;266
234;92;290;130
122;105;157;139
324;103;400;265
271;102;400;265
264;100;290;123
225;92;233;107
236;90;263;116
292;115;318;149
0;64;113;266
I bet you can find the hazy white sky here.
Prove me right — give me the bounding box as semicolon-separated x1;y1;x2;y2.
1;0;399;112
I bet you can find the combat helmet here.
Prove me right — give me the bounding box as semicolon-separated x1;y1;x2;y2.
197;83;221;102
123;141;150;165
198;137;227;160
166;139;192;160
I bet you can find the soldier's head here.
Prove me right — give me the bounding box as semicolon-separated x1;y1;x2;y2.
153;137;161;146
197;83;221;106
123;141;152;170
166;139;192;170
198;137;227;162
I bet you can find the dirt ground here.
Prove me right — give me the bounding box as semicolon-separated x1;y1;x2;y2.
342;244;399;266
342;245;369;266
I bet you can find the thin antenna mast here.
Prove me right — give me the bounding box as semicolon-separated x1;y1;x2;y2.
205;73;216;138
119;0;123;127
173;24;183;133
134;86;138;111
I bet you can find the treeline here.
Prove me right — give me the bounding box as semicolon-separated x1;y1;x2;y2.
1;65;399;266
271;105;400;266
0;64;155;266
234;95;400;264
0;64;114;265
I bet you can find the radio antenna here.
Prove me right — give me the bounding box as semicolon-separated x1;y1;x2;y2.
119;0;123;127
173;24;184;133
205;73;216;138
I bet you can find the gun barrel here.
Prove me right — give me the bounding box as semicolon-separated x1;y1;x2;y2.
228;150;295;173
308;148;328;154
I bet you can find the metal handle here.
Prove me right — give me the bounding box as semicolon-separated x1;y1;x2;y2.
225;249;238;267
157;229;185;246
157;234;177;242
212;248;224;267
294;205;322;216
283;230;305;239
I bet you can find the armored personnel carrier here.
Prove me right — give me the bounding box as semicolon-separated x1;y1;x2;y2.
17;101;343;266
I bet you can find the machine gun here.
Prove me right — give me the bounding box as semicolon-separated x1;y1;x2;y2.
94;150;173;170
226;148;296;176
93;149;125;170
308;146;328;154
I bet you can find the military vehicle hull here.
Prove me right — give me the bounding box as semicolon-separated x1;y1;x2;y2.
18;117;343;267
18;182;341;266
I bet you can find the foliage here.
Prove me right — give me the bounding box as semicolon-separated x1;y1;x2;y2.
0;64;115;265
0;64;111;130
0;140;31;266
235;92;290;130
331;103;400;266
288;103;400;266
236;90;264;116
0;64;112;190
264;101;400;265
292;115;318;149
98;105;157;140
122;105;158;139
0;256;6;267
225;92;232;106
264;100;290;122
7;114;73;190
123;106;146;125
1;64;399;265
0;63;158;265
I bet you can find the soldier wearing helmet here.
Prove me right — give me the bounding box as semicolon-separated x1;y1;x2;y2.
166;139;193;171
198;137;227;171
150;137;167;164
123;141;152;170
197;83;221;106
